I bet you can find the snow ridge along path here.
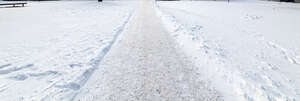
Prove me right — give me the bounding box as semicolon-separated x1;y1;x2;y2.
75;0;222;101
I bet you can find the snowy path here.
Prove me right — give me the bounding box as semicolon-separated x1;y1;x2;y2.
2;0;298;101
75;0;221;101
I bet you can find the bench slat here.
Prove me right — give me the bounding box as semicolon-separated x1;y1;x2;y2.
0;3;27;5
0;3;27;7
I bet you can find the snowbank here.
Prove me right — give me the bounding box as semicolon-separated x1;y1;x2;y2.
155;1;300;101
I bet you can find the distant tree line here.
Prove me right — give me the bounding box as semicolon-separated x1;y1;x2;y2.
269;0;297;2
280;0;295;2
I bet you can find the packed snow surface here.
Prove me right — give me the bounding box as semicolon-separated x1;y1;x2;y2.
0;0;300;101
75;0;221;100
156;1;300;101
0;1;137;100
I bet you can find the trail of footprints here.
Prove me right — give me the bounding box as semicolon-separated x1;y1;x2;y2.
0;63;60;81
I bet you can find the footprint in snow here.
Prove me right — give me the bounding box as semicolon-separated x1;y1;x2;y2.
0;64;34;75
8;74;28;81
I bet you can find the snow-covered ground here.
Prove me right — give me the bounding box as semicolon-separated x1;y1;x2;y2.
75;1;221;100
156;1;300;101
0;1;137;100
1;0;300;101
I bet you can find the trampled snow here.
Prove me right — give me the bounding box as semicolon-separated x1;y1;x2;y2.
0;1;137;100
1;0;300;101
155;1;300;101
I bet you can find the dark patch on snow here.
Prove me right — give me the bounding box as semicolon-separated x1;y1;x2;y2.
190;25;203;32
69;63;83;68
0;64;34;75
55;83;81;91
9;74;28;81
28;70;58;77
0;64;11;69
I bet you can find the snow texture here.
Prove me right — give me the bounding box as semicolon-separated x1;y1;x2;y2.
75;0;221;100
0;1;137;100
0;0;300;101
156;1;300;101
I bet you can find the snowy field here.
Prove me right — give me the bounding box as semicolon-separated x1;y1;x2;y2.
0;1;137;100
156;1;300;101
1;0;300;101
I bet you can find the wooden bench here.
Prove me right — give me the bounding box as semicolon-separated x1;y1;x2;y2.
0;3;27;7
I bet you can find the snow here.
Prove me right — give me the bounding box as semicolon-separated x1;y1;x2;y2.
155;1;300;101
75;1;221;100
1;0;300;101
0;1;137;100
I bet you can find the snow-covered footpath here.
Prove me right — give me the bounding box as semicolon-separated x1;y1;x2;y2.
156;1;300;101
0;1;137;100
1;0;300;101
